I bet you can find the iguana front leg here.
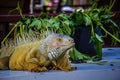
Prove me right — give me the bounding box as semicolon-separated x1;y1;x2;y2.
27;62;47;72
25;48;50;72
55;51;76;71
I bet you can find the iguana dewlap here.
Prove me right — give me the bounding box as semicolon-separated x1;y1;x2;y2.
0;33;75;72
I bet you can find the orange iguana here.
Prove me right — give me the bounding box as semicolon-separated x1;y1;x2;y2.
0;32;75;72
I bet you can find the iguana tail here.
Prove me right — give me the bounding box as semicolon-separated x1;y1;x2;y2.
0;45;14;70
0;32;43;70
0;39;16;70
0;56;9;70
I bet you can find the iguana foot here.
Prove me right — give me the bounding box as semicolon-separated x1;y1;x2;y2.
30;66;47;72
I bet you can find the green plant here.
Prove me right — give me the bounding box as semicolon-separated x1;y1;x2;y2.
69;0;120;60
2;0;120;61
2;12;73;43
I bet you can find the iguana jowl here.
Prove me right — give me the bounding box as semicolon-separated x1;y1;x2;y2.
0;32;75;72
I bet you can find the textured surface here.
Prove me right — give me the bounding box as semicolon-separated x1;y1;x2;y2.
0;47;120;80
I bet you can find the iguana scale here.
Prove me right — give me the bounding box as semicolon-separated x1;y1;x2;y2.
0;32;75;72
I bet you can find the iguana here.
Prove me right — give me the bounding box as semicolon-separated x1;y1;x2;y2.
0;32;75;72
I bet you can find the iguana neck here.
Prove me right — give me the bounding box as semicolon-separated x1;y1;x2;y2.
39;41;58;60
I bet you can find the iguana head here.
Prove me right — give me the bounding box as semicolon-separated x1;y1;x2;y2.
44;33;75;60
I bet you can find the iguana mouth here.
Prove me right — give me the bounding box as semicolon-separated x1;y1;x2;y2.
65;43;75;50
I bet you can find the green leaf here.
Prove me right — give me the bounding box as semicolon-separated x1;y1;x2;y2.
109;20;118;28
95;33;103;42
25;18;31;25
29;18;41;30
83;14;92;26
69;48;91;60
57;13;69;21
29;28;34;35
100;14;110;20
92;33;103;59
39;12;48;19
61;21;71;35
76;11;84;25
20;24;24;36
53;22;60;29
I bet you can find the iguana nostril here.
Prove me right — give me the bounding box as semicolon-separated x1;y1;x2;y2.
69;39;74;43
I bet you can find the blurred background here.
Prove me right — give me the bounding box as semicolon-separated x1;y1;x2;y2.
0;0;93;14
0;0;120;47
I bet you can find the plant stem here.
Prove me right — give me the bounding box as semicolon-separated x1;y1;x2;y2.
91;0;99;10
100;26;120;43
17;2;24;18
2;22;20;43
109;0;116;10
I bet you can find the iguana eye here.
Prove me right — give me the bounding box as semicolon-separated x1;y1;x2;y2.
57;38;62;42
